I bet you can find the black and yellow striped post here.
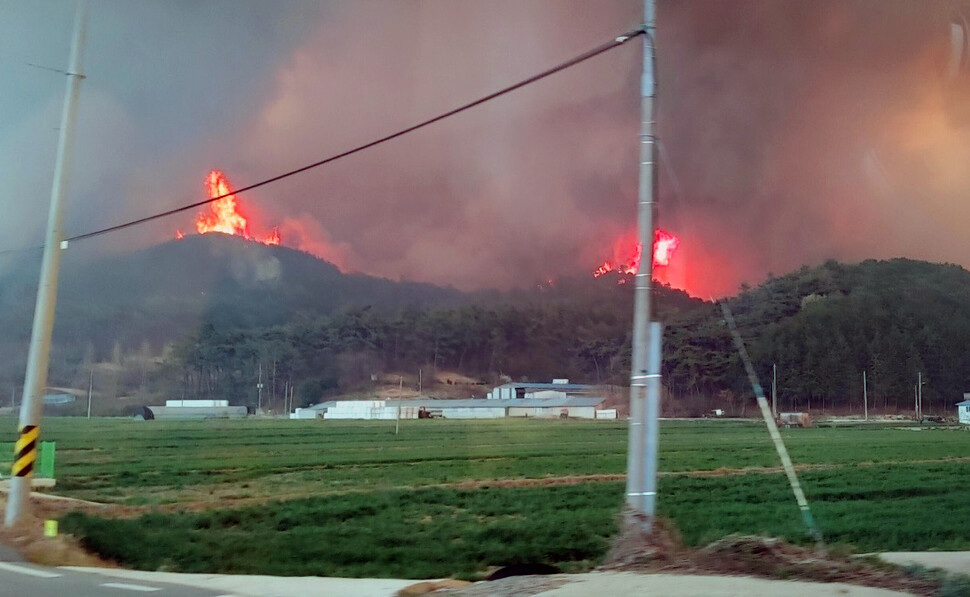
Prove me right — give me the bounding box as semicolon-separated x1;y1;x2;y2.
12;425;39;478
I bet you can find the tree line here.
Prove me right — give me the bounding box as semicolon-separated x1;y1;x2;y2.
151;259;970;416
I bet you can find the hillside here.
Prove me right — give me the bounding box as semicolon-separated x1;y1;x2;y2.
0;234;704;405
664;258;970;415
7;240;967;414
0;234;465;350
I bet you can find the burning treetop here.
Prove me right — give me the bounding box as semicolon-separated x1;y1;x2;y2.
182;170;280;245
594;228;680;278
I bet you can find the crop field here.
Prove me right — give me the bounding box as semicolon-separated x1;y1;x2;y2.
2;416;970;578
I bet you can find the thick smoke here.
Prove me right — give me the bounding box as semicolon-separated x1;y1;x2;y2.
659;0;970;295
227;0;970;295
226;0;642;290
5;1;970;296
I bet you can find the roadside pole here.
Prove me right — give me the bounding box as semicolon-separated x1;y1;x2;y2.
863;370;868;421
257;362;263;414
86;369;93;419
626;0;659;529
5;0;86;528
772;363;777;418
396;376;402;435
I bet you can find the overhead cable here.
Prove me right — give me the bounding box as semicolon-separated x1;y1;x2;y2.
0;25;644;255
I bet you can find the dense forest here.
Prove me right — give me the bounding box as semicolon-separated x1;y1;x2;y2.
150;259;970;415
3;235;970;416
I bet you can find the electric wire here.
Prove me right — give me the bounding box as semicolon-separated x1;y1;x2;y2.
0;26;644;256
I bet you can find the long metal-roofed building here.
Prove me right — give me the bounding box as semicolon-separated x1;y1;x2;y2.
139;400;248;420
293;396;611;420
487;379;597;400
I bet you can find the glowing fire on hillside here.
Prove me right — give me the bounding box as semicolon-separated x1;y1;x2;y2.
593;228;680;278
177;170;281;245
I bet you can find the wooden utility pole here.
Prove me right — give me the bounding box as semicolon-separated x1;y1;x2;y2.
863;370;868;421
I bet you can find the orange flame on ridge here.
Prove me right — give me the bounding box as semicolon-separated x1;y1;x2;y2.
593;228;680;278
190;170;281;245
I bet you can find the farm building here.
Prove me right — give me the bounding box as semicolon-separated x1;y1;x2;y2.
299;397;607;420
958;398;970;425
487;379;597;400
140;399;248;420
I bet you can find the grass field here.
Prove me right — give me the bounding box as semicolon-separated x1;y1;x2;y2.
3;416;969;578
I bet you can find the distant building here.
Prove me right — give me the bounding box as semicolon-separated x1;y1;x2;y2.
141;399;247;420
299;396;607;420
487;380;597;400
958;398;970;425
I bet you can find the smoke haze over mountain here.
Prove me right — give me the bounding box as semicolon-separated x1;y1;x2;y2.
3;1;970;296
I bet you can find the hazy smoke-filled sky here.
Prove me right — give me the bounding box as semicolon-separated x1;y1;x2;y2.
3;0;970;296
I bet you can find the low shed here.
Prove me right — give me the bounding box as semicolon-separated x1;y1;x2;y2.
958;400;970;425
141;405;248;420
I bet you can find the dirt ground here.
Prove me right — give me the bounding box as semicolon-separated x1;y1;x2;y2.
0;492;114;568
591;513;945;597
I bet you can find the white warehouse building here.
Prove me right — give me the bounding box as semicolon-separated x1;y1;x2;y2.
487;380;597;400
296;397;607;420
958;397;970;425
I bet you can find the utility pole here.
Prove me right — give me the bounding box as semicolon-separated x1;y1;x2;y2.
771;363;777;418
396;376;403;435
256;362;263;414
418;369;422;394
625;0;660;530
863;370;868;421
5;0;86;528
917;371;923;421
914;377;919;422
86;368;93;419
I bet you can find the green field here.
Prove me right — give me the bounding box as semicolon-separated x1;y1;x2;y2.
3;417;969;578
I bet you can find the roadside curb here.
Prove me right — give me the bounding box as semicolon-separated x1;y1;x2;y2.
0;543;25;563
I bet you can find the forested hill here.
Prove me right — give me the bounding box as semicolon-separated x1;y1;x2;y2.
0;233;702;398
666;259;970;414
0;234;465;350
5;236;969;414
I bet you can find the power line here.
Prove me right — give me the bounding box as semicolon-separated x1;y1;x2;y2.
0;26;644;255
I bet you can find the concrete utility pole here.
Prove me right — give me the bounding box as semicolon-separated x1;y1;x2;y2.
86;369;93;419
625;0;661;530
5;0;86;528
396;376;403;435
256;362;263;413
772;363;777;418
917;371;924;420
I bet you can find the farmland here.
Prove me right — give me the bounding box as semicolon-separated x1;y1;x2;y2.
3;416;970;578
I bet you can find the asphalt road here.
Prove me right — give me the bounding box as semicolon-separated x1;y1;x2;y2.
0;561;236;597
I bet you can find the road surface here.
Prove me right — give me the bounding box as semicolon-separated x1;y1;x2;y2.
0;561;234;597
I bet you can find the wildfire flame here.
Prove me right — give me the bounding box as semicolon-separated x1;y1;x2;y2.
183;170;281;245
653;229;679;267
593;228;680;278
